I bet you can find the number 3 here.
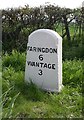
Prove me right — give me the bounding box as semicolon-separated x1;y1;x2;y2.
38;69;43;75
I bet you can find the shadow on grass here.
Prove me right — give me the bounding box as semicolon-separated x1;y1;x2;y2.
15;79;48;102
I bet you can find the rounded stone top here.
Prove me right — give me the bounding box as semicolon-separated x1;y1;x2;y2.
29;29;62;41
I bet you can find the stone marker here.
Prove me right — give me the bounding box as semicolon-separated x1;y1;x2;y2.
25;29;63;92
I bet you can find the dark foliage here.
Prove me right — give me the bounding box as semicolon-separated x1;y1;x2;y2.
2;4;84;59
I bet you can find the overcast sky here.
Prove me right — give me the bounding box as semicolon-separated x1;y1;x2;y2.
0;0;84;9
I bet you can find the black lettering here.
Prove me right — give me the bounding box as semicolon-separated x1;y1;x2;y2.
27;61;56;70
38;69;43;75
27;46;57;54
53;48;57;53
31;62;35;66
33;47;36;52
40;62;44;67
27;46;30;51
43;63;47;68
45;48;49;53
50;48;53;53
36;62;39;67
30;47;32;51
52;64;55;69
27;61;31;65
37;47;41;52
48;64;52;69
42;48;45;53
39;55;43;61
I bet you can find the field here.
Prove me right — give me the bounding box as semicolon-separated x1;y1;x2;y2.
1;4;84;119
1;51;83;118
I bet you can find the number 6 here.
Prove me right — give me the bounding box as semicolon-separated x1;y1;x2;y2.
39;55;43;61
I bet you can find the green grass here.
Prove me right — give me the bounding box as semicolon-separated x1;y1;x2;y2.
0;52;2;120
0;55;2;72
53;23;79;37
2;51;83;118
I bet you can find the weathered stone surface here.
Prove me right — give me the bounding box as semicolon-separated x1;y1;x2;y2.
25;29;62;92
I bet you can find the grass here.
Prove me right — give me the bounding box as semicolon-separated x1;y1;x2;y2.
2;51;83;118
53;23;79;37
0;59;2;72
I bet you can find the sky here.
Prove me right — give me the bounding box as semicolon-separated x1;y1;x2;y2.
0;0;84;9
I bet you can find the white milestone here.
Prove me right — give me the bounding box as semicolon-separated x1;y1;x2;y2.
25;29;63;92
